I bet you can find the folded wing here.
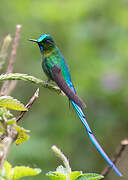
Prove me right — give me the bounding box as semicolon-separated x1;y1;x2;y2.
51;65;86;109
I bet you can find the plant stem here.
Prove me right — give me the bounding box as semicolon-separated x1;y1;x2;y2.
0;25;22;96
52;145;71;173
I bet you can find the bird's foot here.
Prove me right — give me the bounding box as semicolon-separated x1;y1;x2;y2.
45;79;50;87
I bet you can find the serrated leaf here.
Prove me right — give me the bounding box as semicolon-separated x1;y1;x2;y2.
76;173;104;180
15;132;30;145
69;171;82;180
6;118;16;125
14;125;30;133
46;171;67;180
0;96;27;111
11;166;41;180
14;125;21;132
14;125;30;145
56;165;68;175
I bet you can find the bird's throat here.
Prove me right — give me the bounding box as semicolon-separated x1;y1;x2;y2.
43;47;58;57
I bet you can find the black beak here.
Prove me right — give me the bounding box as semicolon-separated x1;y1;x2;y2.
28;39;38;43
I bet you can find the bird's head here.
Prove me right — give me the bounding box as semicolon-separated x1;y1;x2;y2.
29;34;56;54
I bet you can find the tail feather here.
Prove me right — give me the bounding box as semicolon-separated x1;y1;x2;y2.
71;101;122;177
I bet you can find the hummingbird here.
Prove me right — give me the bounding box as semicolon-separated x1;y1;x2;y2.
29;34;122;176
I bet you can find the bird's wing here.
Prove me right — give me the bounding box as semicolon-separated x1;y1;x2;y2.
51;65;86;109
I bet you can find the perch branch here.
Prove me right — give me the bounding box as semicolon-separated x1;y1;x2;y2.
101;139;128;177
0;73;64;95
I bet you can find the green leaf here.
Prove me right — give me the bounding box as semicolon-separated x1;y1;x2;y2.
0;107;13;121
46;171;67;180
15;125;30;145
69;171;82;180
0;96;27;111
11;166;41;180
4;161;12;179
0;161;12;179
46;166;71;180
6;118;16;125
0;161;41;180
56;165;68;175
14;125;30;133
75;173;104;180
15;133;30;145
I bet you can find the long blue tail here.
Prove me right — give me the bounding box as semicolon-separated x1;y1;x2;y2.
71;101;122;176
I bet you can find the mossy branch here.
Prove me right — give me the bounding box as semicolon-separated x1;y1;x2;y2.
0;73;64;95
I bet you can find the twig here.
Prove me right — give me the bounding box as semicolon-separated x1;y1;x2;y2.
7;80;18;95
101;139;128;177
6;25;22;74
0;88;39;169
0;25;22;96
16;88;39;122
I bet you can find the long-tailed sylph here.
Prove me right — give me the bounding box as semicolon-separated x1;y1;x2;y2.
29;34;122;176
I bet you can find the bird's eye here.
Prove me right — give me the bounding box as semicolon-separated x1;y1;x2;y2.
44;39;51;44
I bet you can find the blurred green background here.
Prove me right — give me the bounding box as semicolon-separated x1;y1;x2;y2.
0;0;128;179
